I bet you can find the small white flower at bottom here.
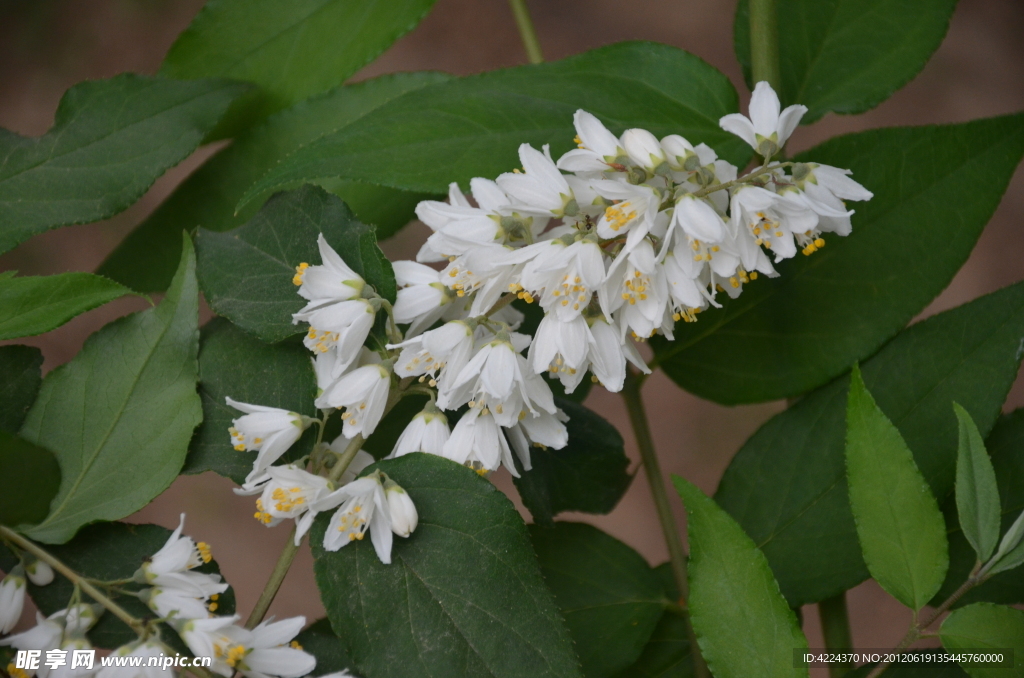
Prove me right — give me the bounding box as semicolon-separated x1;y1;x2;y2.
0;565;26;634
322;473;393;564
389;403;450;458
178;615;316;678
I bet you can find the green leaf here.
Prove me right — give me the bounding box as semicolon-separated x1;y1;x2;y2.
162;0;437;131
0;345;42;433
187;318;317;484
0;431;60;527
0;273;136;341
99;72;449;293
954;403;1002;563
294;619;355;674
938;409;1024;607
0;74;247;255
846;651;970;677
21;235;201;544
513;398;631;526
653;113;1024;405
196;185;394;343
530;522;667;678
0;522;235;650
673;476;808;678
734;0;956;123
239;41;750;202
940;603;1024;677
312;453;583;678
845;366;949;610
613;609;693;678
715;281;1024;606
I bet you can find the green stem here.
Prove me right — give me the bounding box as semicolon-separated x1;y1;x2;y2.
0;526;147;638
749;0;781;91
621;369;708;678
818;592;854;678
508;0;544;64
245;526;300;629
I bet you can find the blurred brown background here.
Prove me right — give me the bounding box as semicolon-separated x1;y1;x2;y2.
1;0;1022;672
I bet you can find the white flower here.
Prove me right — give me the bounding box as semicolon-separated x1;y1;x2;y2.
383;481;418;538
504;408;570;471
389;403;450;458
237;466;345;544
592;180;661;252
226;399;311;483
0;566;26;633
719;81;807;157
392;261;459;337
24;560;53;587
729;185;819;262
512;236;606;321
556;110;625;173
439;332;556;427
179;615;316;678
135;514;227;599
50;636;94;678
318;363;391;438
669;195;727;249
291;234;365;304
323;474;393;564
0;611;61;655
293;298;376;376
442;407;517;476
96;641;169;678
528;314;590;392
599;240;671;341
390;320;476;392
496;144;578;217
586;315;649;391
144;585;212;620
622;128;667;172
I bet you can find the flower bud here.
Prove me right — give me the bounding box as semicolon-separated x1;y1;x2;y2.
622;129;666;170
25;558;54;586
384;482;418;538
660;134;696;170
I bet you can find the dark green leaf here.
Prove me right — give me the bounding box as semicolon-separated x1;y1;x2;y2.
845;366;948;610
940;603;1024;677
673;476;808;678
294;619;355;674
612;609;693;678
0;431;60;527
654;113;1024;404
954;403;1002;563
0;522;234;650
734;0;956;123
0;345;42;433
715;282;1024;606
21;236;201;544
312;453;583;678
530;522;667;678
239;41;750;202
186;318;317;484
0;74;247;255
514;398;631;525
99;72;449;293
0;273;136;340
847;651;969;677
197;185;394;343
162;0;437;131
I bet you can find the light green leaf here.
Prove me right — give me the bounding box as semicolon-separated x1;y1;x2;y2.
653;113;1024;405
0;273;137;341
162;0;437;131
530;522;667;678
186;318;317;484
954;403;1002;563
734;0;956;123
985;509;1024;578
940;603;1024;677
312;453;583;678
21;236;201;544
196;185;394;343
845;366;948;610
0;522;235;650
0;431;60;527
715;282;1024;606
239;41;750;202
513;399;631;526
673;476;808;678
0;345;42;433
0;74;247;255
98;72;449;293
937;409;1024;607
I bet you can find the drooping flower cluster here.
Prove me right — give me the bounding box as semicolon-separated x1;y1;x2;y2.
221;81;869;566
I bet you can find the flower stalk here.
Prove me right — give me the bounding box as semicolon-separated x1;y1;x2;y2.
508;0;544;64
621;369;708;678
749;0;781;92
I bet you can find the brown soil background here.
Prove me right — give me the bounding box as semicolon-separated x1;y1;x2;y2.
1;1;1022;674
